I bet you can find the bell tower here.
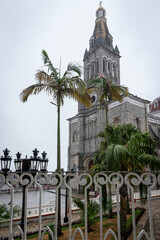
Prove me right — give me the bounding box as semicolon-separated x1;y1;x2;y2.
68;4;122;172
83;4;120;85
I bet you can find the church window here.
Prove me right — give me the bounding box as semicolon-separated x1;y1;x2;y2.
96;60;99;74
103;59;106;73
91;64;94;77
108;62;111;74
135;118;141;129
73;131;78;142
89;120;94;138
72;163;77;173
112;65;115;77
87;68;89;81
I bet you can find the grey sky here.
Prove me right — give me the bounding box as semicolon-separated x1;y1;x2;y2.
0;0;160;171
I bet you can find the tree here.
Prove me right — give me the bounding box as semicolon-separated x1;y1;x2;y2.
73;198;99;232
93;124;160;239
20;50;92;171
20;50;92;235
88;75;128;125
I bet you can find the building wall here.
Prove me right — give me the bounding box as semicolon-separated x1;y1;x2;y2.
68;95;149;171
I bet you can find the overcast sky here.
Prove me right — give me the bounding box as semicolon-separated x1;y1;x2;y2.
0;0;160;171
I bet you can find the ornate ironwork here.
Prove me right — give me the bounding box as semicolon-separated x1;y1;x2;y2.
0;171;159;240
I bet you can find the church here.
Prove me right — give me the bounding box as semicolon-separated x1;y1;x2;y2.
67;4;160;172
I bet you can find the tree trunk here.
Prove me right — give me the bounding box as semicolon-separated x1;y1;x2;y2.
105;101;109;125
127;188;130;214
120;183;127;240
57;101;62;236
57;102;61;170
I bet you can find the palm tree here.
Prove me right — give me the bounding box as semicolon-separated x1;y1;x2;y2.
20;50;92;170
88;75;128;125
20;49;92;235
73;198;99;232
93;124;160;239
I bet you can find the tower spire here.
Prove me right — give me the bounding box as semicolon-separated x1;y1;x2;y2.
99;1;102;6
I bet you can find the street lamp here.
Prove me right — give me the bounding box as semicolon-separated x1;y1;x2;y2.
30;148;40;173
20;149;40;232
40;151;48;172
14;152;22;172
1;148;49;235
0;148;12;175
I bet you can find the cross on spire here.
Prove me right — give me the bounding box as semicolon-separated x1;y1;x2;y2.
99;1;102;6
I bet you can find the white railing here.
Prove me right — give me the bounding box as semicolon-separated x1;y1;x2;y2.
0;171;159;240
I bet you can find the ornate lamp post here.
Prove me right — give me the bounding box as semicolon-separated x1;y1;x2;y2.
40;151;48;172
1;148;49;235
30;148;40;174
0;148;12;176
14;149;41;232
14;152;22;172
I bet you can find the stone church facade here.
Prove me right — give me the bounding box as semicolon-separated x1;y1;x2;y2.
67;5;160;172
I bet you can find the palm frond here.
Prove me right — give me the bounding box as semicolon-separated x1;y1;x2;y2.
65;88;92;108
67;62;82;76
35;70;54;84
41;49;58;76
89;78;103;86
20;83;55;102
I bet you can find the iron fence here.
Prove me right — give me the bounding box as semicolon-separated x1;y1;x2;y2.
0;171;160;240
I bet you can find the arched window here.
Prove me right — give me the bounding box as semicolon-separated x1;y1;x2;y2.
103;59;106;73
91;64;94;77
96;60;99;74
112;64;115;77
135;118;141;129
72;163;77;173
87;68;89;81
108;62;110;74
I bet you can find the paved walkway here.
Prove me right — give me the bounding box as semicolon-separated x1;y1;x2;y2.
128;197;160;240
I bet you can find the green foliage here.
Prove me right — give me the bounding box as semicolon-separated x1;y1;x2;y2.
93;124;160;239
0;204;21;221
94;124;160;172
88;76;128;124
73;198;99;230
89;76;128;106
